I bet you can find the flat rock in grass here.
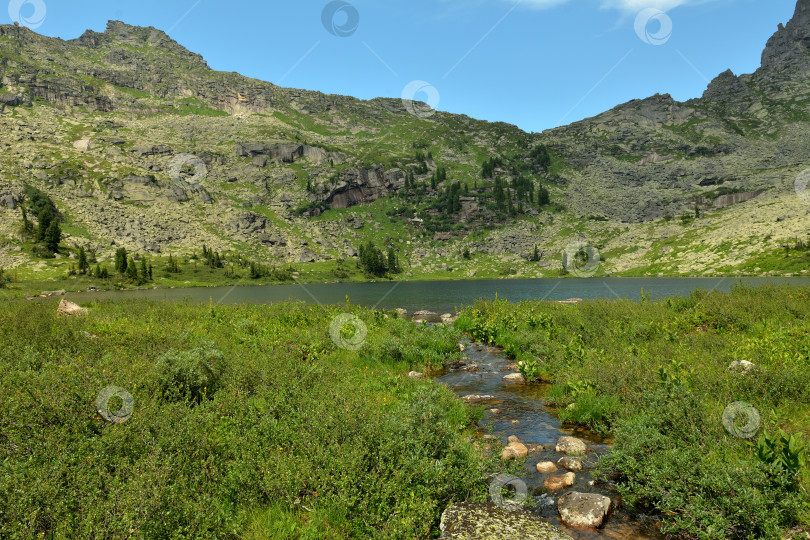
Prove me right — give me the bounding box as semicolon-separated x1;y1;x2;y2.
502;372;525;383
408;371;425;379
57;299;87;317
536;461;558;473
556;436;587;456
557;456;583;472
440;502;573;540
557;492;612;528
544;472;575;490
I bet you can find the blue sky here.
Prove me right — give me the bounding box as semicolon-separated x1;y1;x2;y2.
8;0;797;132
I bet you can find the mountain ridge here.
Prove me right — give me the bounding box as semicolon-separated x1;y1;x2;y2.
1;2;810;283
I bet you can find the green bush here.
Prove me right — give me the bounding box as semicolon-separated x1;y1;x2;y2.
155;342;226;403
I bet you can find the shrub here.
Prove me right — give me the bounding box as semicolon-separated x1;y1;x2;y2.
155;343;226;403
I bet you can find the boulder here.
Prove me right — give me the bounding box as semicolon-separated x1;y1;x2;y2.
544;472;575;490
502;373;525;383
557;456;584;472
728;359;755;373
57;299;87;317
441;313;457;324
556;436;587;456
536;461;558;473
501;436;528;460
394;308;407;318
557;492;612;529
298;249;317;263
439;502;573;540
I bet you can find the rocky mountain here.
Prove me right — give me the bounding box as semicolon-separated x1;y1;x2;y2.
1;1;810;279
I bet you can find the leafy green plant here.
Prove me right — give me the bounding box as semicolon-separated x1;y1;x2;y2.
752;427;808;485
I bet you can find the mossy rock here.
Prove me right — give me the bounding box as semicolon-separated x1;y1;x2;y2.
439;502;573;540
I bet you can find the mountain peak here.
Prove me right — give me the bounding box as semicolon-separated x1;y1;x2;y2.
72;20;207;67
759;0;810;72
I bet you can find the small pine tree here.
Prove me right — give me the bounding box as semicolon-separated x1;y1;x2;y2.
19;207;33;238
126;257;138;281
387;247;399;273
140;257;148;282
44;219;61;253
115;248;128;274
77;247;89;275
537;185;550;206
36;208;52;242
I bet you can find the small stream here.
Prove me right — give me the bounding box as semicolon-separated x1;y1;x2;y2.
436;340;664;539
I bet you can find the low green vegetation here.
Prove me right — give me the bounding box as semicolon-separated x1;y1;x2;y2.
456;285;810;539
0;299;507;538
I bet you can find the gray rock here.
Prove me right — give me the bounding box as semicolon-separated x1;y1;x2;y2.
557;492;612;529
556;436;587;456
298;249;317;263
728;359;755;373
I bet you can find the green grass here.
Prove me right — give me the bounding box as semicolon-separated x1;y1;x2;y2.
0;299;506;539
455;285;810;539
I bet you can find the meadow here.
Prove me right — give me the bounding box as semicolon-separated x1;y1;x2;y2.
0;299;506;539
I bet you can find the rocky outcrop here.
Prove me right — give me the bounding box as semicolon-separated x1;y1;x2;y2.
439;502;573;540
712;190;763;208
322;166;404;209
759;0;810;74
235;143;338;165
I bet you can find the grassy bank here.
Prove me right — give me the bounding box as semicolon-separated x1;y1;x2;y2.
455;284;810;539
0;299;506;539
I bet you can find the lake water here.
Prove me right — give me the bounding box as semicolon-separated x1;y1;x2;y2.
65;277;810;312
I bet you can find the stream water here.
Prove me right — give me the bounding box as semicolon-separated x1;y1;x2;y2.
436;340;664;539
